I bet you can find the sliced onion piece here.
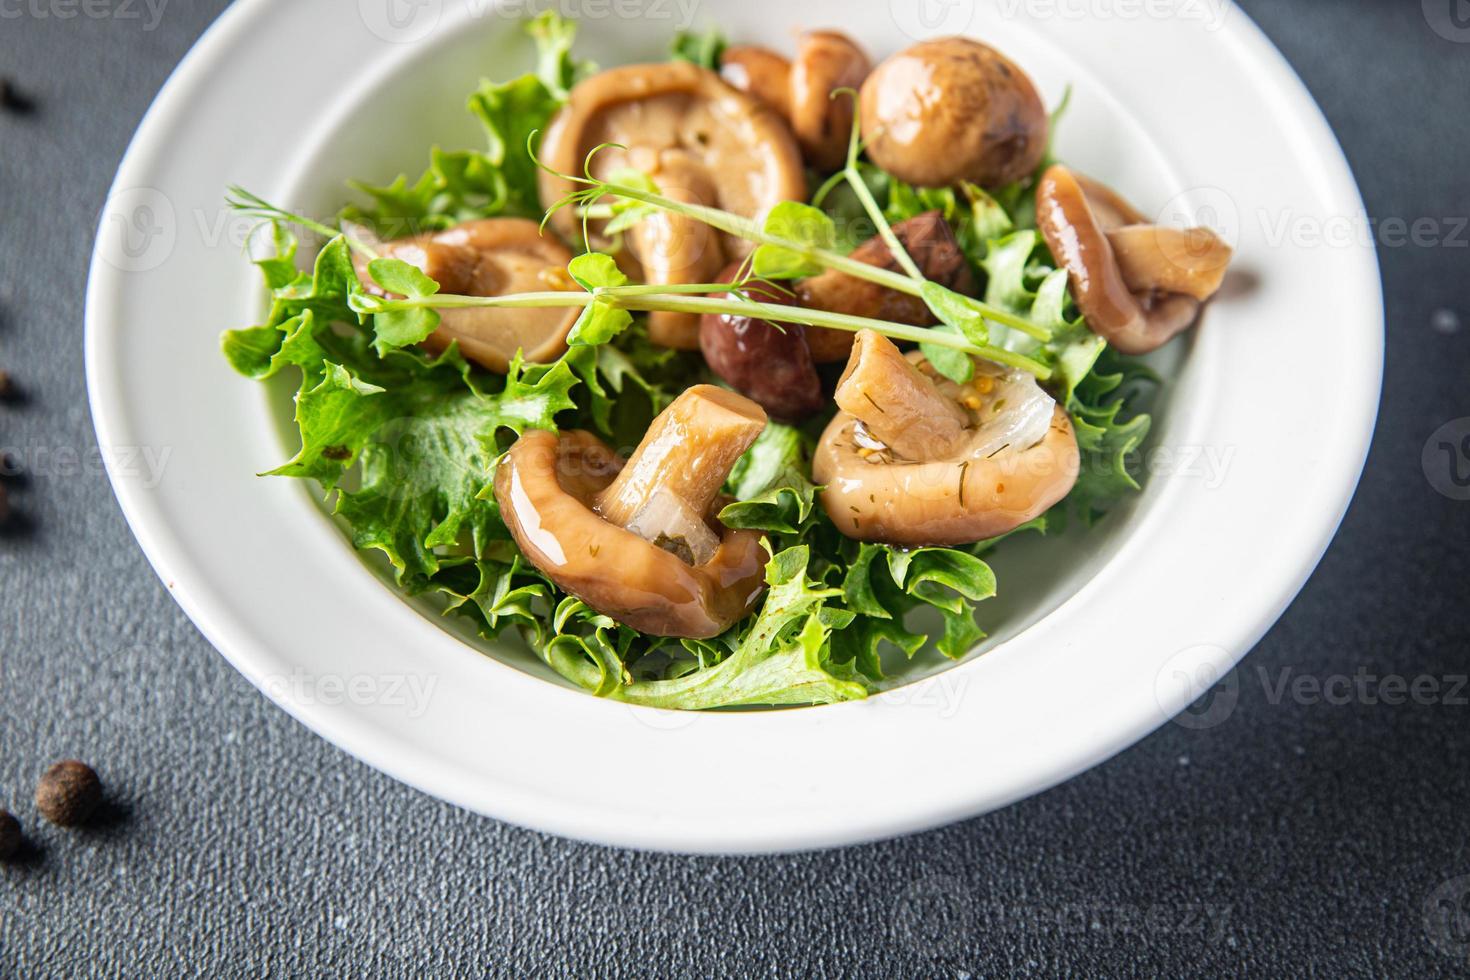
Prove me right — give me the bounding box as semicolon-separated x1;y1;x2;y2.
967;369;1057;461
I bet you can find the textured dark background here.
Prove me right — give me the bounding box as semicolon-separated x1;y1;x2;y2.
2;0;1468;975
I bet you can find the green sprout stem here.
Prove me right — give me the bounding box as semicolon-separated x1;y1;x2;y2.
589;179;1050;342
225;185;381;260
371;287;1052;378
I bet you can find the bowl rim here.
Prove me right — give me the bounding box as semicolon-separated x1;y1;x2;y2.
85;0;1382;853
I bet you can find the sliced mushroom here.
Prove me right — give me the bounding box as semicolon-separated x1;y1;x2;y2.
538;61;807;350
699;263;825;422
812;331;1079;546
721;31;872;171
495;386;770;638
1035;165;1233;355
798;210;976;362
351;218;579;373
859;37;1049;189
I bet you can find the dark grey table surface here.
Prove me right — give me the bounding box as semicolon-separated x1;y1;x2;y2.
2;0;1468;975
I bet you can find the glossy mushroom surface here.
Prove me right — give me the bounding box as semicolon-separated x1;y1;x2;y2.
698;263;825;422
719;45;792;118
352;218;579;373
797;210;976;362
494;388;770;638
721;31;872;171
859;37;1048;189
1035;165;1233;355
813;332;1079;546
537;61;806;349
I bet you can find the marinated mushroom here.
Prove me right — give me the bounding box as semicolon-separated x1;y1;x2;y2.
859;37;1049;189
812;331;1079;546
699;263;825;422
719;45;792;118
723;31;872;171
797;210;976;362
351;218;579;373
495;386;770;638
538;61;807;350
1035;165;1233;355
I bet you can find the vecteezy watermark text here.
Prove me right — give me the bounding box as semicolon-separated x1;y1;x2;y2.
0;0;168;31
261;669;440;718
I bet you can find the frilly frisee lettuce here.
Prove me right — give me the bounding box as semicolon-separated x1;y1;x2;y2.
218;13;1156;710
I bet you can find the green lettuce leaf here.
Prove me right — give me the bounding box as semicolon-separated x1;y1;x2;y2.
611;547;868;709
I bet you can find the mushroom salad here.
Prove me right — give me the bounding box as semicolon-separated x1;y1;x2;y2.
222;14;1233;710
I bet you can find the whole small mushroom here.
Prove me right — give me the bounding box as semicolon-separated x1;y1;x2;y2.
495;386;771;638
859;37;1049;189
699;264;825;423
721;31;872;171
719;45;792;117
352;218;580;373
1035;165;1233;354
813;331;1078;546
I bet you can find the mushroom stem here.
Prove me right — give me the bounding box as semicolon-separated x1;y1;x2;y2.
834;331;970;461
595;385;768;528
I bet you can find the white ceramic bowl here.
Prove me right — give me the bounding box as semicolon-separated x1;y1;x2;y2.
86;0;1381;852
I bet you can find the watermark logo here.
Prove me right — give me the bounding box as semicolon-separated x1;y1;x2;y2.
1424;0;1470;42
893;874;970;957
1423;418;1470;501
359;0;442;43
1157;185;1241;252
97;186;175;273
261;668;439;718
1155;643;1239;730
1424;875;1470;959
0;0;170;31
890;0;975;40
995;0;1231;32
875;672;970;719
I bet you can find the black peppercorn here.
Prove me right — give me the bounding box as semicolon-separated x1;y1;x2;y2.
0;810;21;859
35;760;103;827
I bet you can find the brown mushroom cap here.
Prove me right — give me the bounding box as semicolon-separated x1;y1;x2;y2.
788;31;872;171
352;218;579;373
859;37;1049;189
1035;165;1232;355
719;45;793;118
537;61;806;349
721;32;873;172
699;263;825;422
497;386;771;638
798;210;977;362
495;429;767;639
812;332;1079;546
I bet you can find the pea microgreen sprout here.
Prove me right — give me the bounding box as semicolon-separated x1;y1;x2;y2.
359;273;1052;377
532;144;1052;349
225;170;1054;378
225;185;381;260
827;87;925;283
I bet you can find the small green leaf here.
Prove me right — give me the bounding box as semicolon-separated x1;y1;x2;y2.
752;201;837;280
920;281;989;347
566;252;634;347
918;326;974;384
